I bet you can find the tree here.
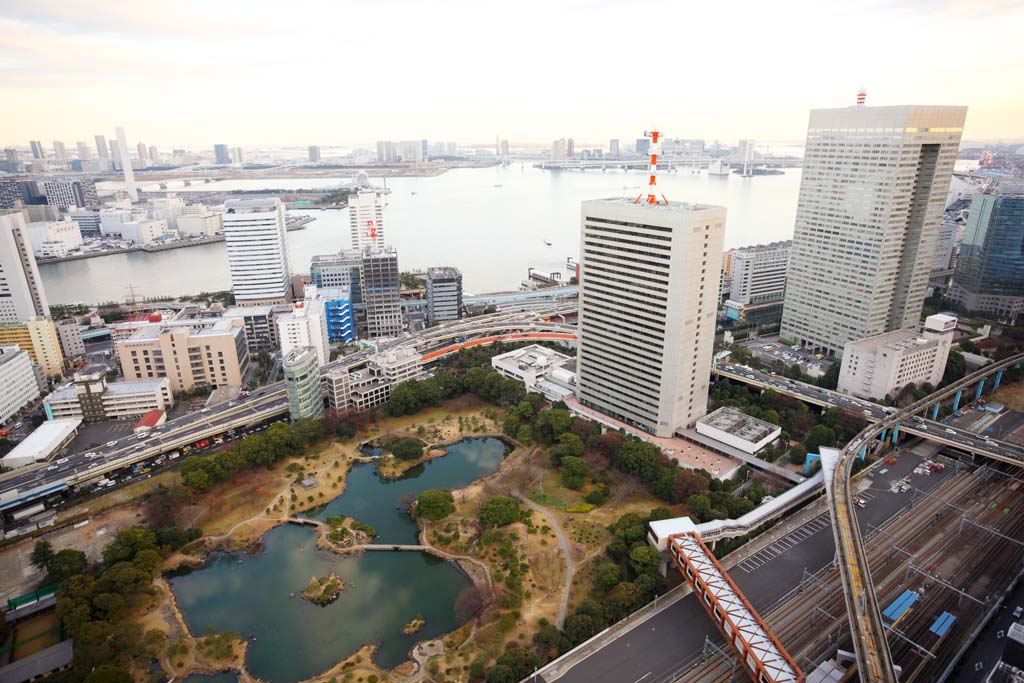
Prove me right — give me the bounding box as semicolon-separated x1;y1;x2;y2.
560;456;590;489
46;549;87;583
478;496;527;527
789;444;808;466
454;585;490;622
605;581;645;621
594;431;624;460
386;382;419;416
687;494;711;519
391;437;424;461
102;527;157;565
629;545;662;577
413;489;454;520
84;666;133;683
943;348;967;387
515;425;532;444
593;562;622;592
673;469;709;503
805;424;835;455
30;540;54;572
558;432;585;458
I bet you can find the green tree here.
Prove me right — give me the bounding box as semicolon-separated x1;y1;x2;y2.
516;425;532;444
478;496;527;527
46;549;87;583
628;545;661;577
805;424;835;454
593;562;622;592
560;456;590;489
943;348;967;386
391;437;424;461
687;494;711;519
413;489;455;520
30;540;54;571
789;444;808;466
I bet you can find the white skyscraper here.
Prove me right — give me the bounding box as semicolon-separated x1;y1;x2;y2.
780;102;967;356
223;198;291;305
76;141;92;160
0;212;51;323
349;182;385;251
277;299;329;367
115;126;138;202
95;134;109;159
576;198;725;436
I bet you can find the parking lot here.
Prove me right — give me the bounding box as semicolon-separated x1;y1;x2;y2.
740;337;835;378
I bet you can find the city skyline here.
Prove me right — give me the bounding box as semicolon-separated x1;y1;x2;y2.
2;0;1022;146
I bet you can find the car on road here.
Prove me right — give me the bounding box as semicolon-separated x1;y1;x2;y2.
106;440;118;447
1014;606;1023;619
56;457;69;464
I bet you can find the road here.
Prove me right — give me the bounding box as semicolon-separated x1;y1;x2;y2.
550;444;956;683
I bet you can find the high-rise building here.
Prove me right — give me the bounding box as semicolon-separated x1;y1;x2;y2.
0;317;64;377
148;145;160;164
551;139;567;161
609;139;620;159
445;141;457;156
313;286;355;343
277;299;330;366
376;140;398;163
361;247;403;339
635;138;649;156
311;249;363;301
55;318;85;360
567;138;575;159
109;140;121;169
283;346;324;421
949;187;1024;322
52;141;67;161
75;142;92;160
115;126;138;202
136;142;148;163
932;220;960;272
421;139;429;160
65;209;102;238
780;103;967;356
730;241;791;305
95;135;109;159
426;267;463;323
41;179;99;209
30;141;44;160
308;146;321;162
25;219;84;258
231;147;243;164
500;139;509;157
214;144;231;165
3;148;16;163
398;140;422;163
576;198;725;436
223;198;291;305
0;345;40;424
0;212;50;323
348;187;385;251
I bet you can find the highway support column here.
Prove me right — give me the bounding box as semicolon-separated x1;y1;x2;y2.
931;403;940;420
995;368;1005;390
976;378;987;400
891;423;900;444
953;389;963;412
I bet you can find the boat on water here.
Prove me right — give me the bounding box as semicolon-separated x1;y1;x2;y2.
494;184;503;188
543;239;552;246
707;160;730;177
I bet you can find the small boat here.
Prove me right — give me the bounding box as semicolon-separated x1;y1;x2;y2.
543;239;552;246
493;184;503;188
411;191;417;195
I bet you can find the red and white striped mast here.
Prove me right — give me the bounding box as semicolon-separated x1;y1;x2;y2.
635;129;669;205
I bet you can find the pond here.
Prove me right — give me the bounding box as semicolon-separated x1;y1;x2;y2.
170;437;511;682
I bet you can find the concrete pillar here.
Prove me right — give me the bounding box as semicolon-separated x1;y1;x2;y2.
995;368;1004;390
932;402;940;421
880;429;888;443
953;389;963;412
976;378;987;400
859;445;867;460
891;423;900;444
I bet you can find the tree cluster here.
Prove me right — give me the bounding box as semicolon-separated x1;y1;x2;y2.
413;489;455;520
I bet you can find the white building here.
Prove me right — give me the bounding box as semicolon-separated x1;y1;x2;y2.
283;346;324;421
349;184;385;251
0;212;50;323
730;241;791;305
277;299;329;367
115;125;138;202
695;407;781;455
426;267;463;323
98;209;137;237
223;198;291;304
837;313;957;400
369;346;423;385
0;418;81;470
177;213;222;236
551;138;567;161
0;345;40;425
576;197;725;437
933;220;960;272
25;220;83;258
45;372;173;422
398;140;423;163
780;103;967;357
119;219;168;245
491;344;576;402
55;318;85;359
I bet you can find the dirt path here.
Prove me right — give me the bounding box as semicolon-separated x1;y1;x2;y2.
520;497;574;628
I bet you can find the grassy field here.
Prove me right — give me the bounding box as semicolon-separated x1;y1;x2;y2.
12;609;60;660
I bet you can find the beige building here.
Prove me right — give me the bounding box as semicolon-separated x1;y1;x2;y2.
116;318;249;393
45;369;173;422
0;317;64;376
837;314;957;400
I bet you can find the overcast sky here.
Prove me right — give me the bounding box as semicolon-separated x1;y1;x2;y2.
1;0;1022;148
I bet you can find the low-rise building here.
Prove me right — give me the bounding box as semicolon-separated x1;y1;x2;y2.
369;347;423;385
0;317;64;377
25;220;83;258
221;305;286;354
695;407;780;455
0;418;81;469
55;319;85;361
837;313;957;400
491;344;576;402
177;213;222;236
0;345;40;425
116;318;248;393
133;409;166;433
324;347;424;412
44;369;173;422
283;347;324;421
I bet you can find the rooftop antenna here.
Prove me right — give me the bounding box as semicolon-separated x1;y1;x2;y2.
634;129;669;205
856;88;867;107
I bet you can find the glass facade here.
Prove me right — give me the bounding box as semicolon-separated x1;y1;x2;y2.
952;191;1024;320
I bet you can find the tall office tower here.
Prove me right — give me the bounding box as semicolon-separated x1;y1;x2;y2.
730;241;791;305
949;186;1024;322
398;141;422;163
3;148;16;162
41;180;99;209
426;267;463;323
75;142;92;160
551;139;567;161
376;140;398;163
223;198;292;305
115;126;138;202
609;139;620;159
277;299;329;366
0;212;51;323
148;146;160;164
567;138;575;158
500;139;509;157
137;142;148;163
445;141;457;156
349;187;385;251
30;141;44;160
214;144;231;165
52;141;66;161
109;140;121;168
95;134;109;159
361;247;403;339
283;347;324;421
635;138;650;155
779;102;967;357
231;147;243;164
420;139;429;160
308;146;321;162
576;198;725;436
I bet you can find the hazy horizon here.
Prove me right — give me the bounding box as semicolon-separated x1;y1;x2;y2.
2;0;1022;148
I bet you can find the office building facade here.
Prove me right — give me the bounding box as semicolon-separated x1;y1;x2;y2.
349;189;385;251
308;146;321;162
0;346;40;424
277;299;330;367
55;318;85;360
780;104;967;357
0;317;64;377
223;198;291;304
26;220;84;259
214;144;231;165
949;188;1024;322
576;198;725;436
361;247;403;339
0;212;50;323
729;240;791;305
283;347;324;421
426;267;463;323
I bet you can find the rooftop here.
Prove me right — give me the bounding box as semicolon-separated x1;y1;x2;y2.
427;266;461;280
846;327;940;354
105;378;168;396
586;197;721;213
134;409;165;429
0;418;82;467
222;305;275;318
697;407;778;444
225;197;280;212
492;344;574;372
0;345;28;366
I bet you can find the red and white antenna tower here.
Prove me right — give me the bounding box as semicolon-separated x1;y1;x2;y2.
635;129;669;205
856;88;867;107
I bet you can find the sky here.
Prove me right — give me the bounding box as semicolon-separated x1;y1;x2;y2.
1;0;1022;148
